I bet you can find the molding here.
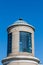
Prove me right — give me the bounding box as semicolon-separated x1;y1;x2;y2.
3;60;38;65
2;56;40;64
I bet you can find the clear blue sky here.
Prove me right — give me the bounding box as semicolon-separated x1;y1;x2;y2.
0;0;43;65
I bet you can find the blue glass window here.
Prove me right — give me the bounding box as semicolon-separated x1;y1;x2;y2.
7;33;12;56
19;31;32;53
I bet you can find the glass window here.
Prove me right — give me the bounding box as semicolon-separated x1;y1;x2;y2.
19;31;32;53
7;33;12;56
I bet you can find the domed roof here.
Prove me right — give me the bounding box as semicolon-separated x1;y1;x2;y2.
7;18;35;31
12;19;29;26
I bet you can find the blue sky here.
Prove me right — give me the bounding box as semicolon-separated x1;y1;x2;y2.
0;0;43;65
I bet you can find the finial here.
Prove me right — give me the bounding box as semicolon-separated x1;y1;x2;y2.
19;18;23;20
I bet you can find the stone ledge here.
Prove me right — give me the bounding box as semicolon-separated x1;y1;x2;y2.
2;56;40;64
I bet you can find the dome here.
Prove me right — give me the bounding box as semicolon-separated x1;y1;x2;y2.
7;18;35;31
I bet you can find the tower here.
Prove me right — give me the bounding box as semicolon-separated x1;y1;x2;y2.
2;19;40;65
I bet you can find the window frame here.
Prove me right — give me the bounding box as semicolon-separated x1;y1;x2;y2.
19;31;32;53
7;33;12;56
